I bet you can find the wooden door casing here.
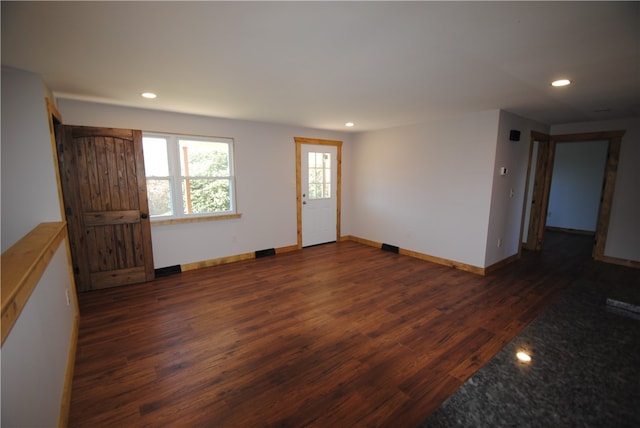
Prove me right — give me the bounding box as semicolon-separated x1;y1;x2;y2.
524;132;553;251
59;126;154;292
523;130;625;262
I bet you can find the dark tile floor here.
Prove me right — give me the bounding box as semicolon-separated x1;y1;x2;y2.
422;261;640;427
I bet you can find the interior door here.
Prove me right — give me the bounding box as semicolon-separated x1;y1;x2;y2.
301;144;338;246
58;125;154;292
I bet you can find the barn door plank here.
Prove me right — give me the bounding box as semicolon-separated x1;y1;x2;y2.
58;126;154;292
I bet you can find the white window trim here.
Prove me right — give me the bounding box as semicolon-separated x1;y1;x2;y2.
143;132;238;221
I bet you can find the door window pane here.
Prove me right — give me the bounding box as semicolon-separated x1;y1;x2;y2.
308;151;331;199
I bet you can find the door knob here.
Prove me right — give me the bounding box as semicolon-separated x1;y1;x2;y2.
141;213;148;219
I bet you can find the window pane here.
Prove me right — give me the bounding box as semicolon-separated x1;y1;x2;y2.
182;178;231;214
146;179;173;216
179;139;230;177
143;132;236;219
142;137;169;176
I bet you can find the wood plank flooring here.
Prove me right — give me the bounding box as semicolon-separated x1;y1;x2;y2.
69;232;598;427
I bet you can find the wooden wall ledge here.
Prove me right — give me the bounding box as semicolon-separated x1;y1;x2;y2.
1;222;67;346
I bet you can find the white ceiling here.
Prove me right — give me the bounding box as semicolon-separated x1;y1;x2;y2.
2;1;639;132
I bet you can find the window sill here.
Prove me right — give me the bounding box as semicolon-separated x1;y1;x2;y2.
151;213;242;226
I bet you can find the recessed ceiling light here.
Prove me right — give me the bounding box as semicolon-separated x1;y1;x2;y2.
551;79;571;87
141;92;157;99
516;351;532;363
345;122;355;127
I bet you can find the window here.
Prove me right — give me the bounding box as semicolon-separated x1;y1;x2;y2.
142;133;236;219
308;151;331;199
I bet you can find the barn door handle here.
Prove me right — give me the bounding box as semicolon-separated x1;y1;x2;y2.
141;213;148;219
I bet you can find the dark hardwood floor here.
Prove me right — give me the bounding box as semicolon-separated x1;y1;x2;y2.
69;231;608;427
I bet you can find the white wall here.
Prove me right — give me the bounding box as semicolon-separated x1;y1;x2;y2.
1;243;76;427
546;140;608;232
551;118;640;262
484;111;549;266
1;67;62;251
57;99;353;268
347;110;500;268
1;67;78;426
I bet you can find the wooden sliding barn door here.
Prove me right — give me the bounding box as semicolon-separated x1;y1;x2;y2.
58;125;154;292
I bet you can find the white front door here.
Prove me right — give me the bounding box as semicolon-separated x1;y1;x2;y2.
301;144;338;246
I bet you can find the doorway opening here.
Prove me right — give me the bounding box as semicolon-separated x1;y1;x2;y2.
521;130;625;262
